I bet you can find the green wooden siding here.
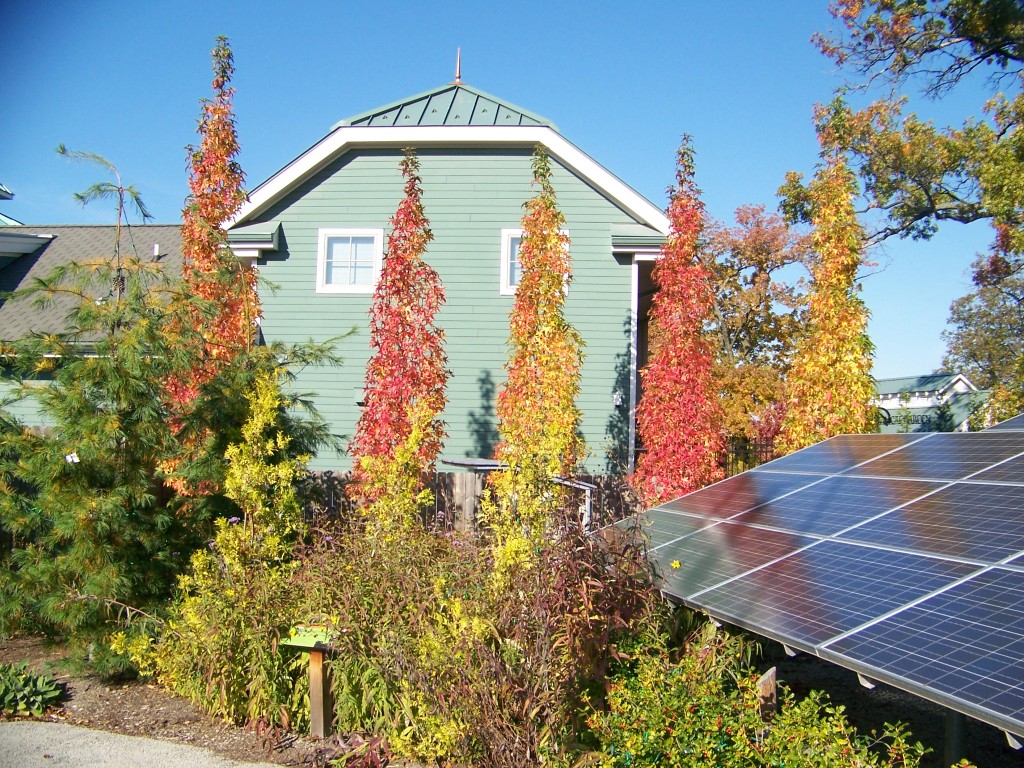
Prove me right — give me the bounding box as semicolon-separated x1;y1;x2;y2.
252;147;641;473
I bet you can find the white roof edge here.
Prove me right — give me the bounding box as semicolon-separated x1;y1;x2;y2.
228;125;669;235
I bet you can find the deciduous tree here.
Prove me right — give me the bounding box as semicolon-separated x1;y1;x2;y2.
166;36;257;410
487;148;583;564
778;114;876;454
633;137;724;506
703;205;811;444
942;256;1024;389
351;149;447;513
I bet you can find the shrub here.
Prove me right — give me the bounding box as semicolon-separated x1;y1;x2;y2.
587;623;928;768
0;662;64;717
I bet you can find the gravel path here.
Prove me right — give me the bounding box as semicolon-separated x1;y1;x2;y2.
0;721;281;768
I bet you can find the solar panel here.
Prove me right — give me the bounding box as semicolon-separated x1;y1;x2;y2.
730;476;941;536
695;540;977;645
633;430;1024;740
844;432;1024;481
837;482;1024;563
823;568;1024;734
653;523;814;597
656;471;823;519
986;413;1024;431
753;433;921;475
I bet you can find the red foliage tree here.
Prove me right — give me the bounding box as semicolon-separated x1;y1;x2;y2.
166;36;258;410
351;149;448;502
633;137;724;506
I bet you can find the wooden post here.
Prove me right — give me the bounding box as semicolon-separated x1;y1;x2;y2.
757;666;777;721
309;648;326;738
452;472;483;531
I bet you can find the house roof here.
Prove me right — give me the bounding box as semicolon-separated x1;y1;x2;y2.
334;83;556;130
230;83;669;236
0;225;183;341
877;390;986;433
875;372;977;397
0;183;12;201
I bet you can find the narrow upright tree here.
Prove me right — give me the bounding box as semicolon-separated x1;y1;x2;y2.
633;137;724;507
488;148;584;557
165;36;257;410
351;149;447;513
778;111;876;454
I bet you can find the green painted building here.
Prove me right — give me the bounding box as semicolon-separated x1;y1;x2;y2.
227;82;668;472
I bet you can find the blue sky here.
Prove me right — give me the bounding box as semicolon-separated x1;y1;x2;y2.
3;0;994;380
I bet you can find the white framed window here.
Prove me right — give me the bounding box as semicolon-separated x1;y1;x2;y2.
500;227;572;296
500;228;523;296
316;228;384;294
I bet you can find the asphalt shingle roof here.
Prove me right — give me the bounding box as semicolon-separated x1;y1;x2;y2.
0;225;183;341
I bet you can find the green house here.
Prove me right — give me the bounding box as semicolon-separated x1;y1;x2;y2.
227;82;669;473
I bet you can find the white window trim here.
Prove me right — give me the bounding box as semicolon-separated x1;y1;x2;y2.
316;227;384;294
499;228;523;296
500;227;571;296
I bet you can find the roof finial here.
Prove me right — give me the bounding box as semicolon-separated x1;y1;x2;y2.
453;48;462;84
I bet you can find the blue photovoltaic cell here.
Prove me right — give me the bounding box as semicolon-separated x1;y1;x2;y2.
640;509;719;544
656;472;822;519
825;568;1024;732
655;523;814;598
986;413;1024;431
693;540;977;645
837;482;1024;563
754;433;921;475
969;454;1024;484
844;432;1024;481
730;476;941;536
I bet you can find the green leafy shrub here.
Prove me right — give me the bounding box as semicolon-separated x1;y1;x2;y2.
587;623;927;768
0;662;64;717
122;367;314;730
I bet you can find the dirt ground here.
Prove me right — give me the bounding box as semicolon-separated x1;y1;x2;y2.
1;634;1022;767
0;635;338;767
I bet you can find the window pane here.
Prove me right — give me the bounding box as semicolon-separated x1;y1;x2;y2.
509;236;522;287
325;235;376;287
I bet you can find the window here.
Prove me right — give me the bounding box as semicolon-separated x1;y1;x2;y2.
500;228;524;295
316;228;383;294
500;227;571;296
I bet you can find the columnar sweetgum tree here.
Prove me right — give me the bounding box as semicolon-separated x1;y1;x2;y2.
633;137;724;507
161;36;260;494
488;148;584;568
778;109;876;454
165;37;256;410
350;149;447;522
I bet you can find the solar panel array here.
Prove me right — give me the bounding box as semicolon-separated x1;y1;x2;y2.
639;427;1024;739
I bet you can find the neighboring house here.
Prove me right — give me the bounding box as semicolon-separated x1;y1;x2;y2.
0;183;24;225
226;81;669;472
0;225;183;425
874;372;985;433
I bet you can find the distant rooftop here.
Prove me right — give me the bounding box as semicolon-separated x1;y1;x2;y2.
333;82;557;130
875;372;976;397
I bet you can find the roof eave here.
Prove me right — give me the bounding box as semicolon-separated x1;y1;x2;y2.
229;125;669;236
